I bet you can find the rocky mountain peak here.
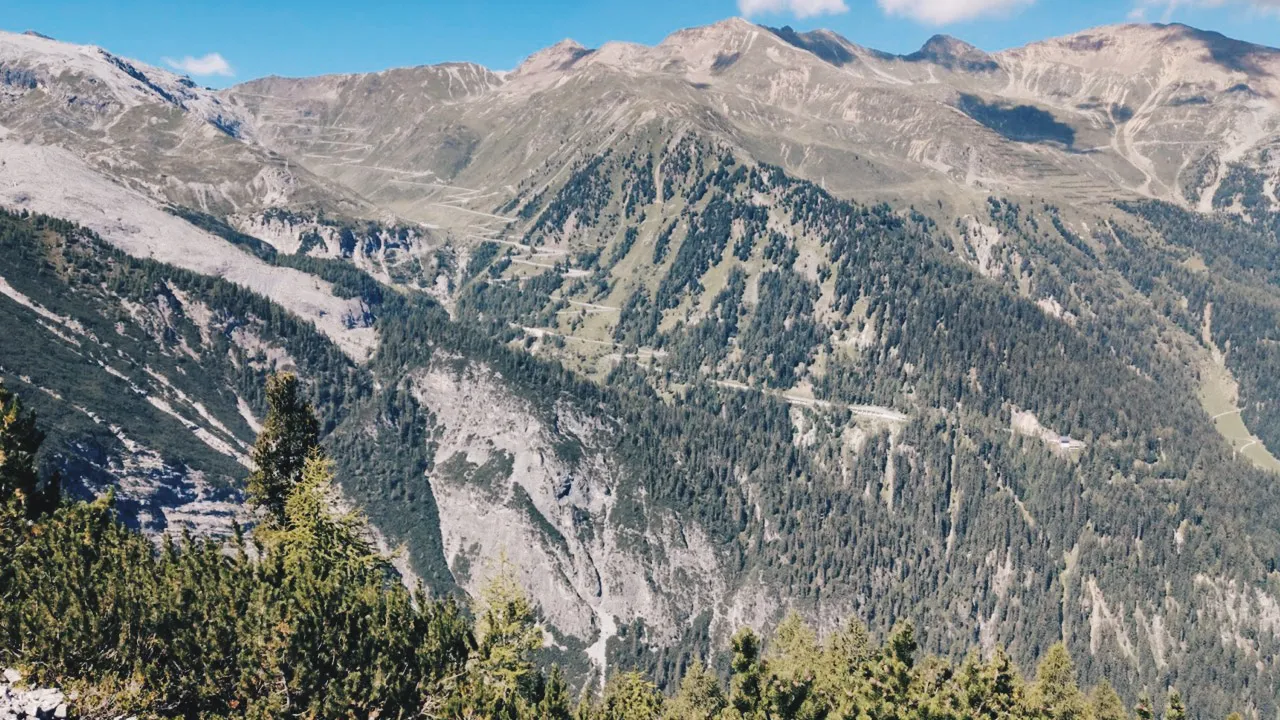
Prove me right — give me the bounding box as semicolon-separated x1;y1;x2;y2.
667;16;760;41
1004;22;1280;89
512;38;594;76
917;34;977;58
656;17;774;56
767;25;862;67
0;29;224;114
905;34;998;72
648;17;816;76
1157;22;1280;75
508;18;795;80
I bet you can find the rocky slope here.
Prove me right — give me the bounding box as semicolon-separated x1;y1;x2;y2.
0;19;1278;717
0;30;367;215
225;19;1279;224
0;668;65;720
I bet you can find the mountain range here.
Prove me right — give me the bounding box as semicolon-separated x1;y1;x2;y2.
0;18;1278;716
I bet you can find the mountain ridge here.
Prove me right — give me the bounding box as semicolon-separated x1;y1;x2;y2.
213;15;1279;229
0;16;1279;716
7;18;1276;222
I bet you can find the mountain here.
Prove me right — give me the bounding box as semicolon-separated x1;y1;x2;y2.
0;18;1279;716
0;30;375;214
224;19;1279;223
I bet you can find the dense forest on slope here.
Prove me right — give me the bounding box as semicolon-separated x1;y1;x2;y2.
0;210;366;532
3;174;1280;718
456;139;1280;716
0;378;1220;720
1113;201;1280;453
4;20;1280;720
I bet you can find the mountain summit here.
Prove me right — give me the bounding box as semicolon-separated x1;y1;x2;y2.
211;17;1280;224
905;34;998;70
0;16;1277;718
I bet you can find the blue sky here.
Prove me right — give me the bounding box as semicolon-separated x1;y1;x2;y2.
6;0;1280;87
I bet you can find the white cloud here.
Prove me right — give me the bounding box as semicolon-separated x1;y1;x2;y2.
1131;0;1280;22
738;0;850;19
875;0;1035;24
163;52;234;78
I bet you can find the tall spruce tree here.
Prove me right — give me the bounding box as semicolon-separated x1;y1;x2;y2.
1030;643;1086;720
0;381;56;516
538;666;574;720
867;622;918;720
459;565;544;719
600;671;663;720
952;648;1024;720
768;612;819;719
246;373;320;525
817;617;875;715
728;627;767;720
1165;690;1187;720
1090;680;1129;720
1135;693;1156;720
664;660;725;720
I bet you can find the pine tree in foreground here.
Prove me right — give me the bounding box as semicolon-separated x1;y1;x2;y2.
246;372;320;526
0;381;56;517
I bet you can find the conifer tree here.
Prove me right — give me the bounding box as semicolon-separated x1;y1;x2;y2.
664;660;726;720
817;617;874;715
1135;693;1155;720
600;671;663;720
0;382;54;516
955;648;1023;720
770;611;820;677
463;564;543;718
246;373;320;525
987;649;1025;717
728;627;767;719
538;666;574;720
1165;690;1187;720
1030;643;1087;720
1090;680;1129;720
272;451;368;567
768;611;819;718
866;622;918;720
824;617;874;673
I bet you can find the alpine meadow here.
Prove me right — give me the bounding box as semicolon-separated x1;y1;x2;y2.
0;5;1279;719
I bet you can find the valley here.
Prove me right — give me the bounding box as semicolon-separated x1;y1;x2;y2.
0;16;1277;718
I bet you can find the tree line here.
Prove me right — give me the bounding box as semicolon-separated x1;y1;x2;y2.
0;375;1228;720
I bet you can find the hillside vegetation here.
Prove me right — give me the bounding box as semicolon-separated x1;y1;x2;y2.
0;377;1213;720
1;19;1280;717
2;180;1279;716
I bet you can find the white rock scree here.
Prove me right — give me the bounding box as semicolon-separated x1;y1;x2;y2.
0;669;68;720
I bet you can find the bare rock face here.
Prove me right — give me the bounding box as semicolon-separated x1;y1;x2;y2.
221;18;1278;229
0;17;1279;715
410;360;727;673
0;669;67;720
0;30;368;216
